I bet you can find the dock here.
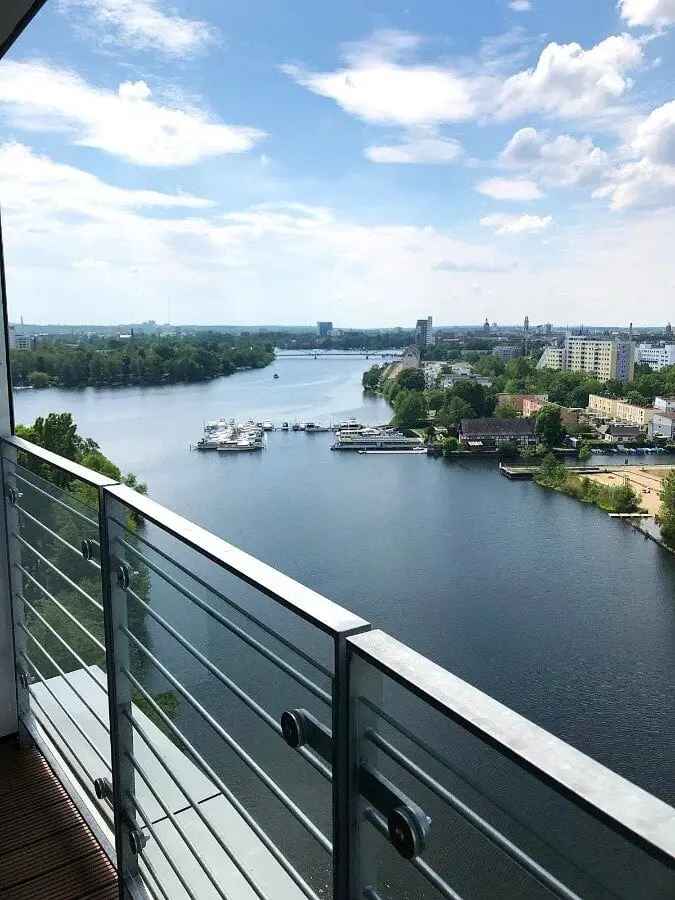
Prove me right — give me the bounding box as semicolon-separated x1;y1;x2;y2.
499;462;673;480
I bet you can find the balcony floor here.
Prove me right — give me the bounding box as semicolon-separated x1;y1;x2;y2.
0;738;118;900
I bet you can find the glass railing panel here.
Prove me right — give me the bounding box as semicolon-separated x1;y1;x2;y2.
348;631;675;900
0;445;114;835
103;487;340;900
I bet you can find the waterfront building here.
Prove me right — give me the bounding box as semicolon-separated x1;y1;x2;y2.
538;336;634;382
317;321;333;338
415;316;434;347
600;424;642;444
423;361;444;388
587;395;654;427
440;373;492;389
459;417;537;448
637;343;675;370
649;411;675;440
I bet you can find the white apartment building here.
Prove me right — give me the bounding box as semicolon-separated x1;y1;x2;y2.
637;343;675;371
537;337;634;382
654;395;675;413
587;394;654;427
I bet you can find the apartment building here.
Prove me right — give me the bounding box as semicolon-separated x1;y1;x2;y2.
587;394;654;427
537;337;634;382
415;316;434;347
637;343;675;371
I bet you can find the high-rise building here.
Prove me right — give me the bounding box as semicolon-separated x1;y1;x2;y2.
483;317;490;333
524;316;529;333
537;336;634;382
415;316;434;347
317;321;333;338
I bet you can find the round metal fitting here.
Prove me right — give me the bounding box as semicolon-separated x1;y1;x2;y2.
8;487;19;506
81;538;93;561
281;709;306;749
387;805;430;860
129;828;148;855
19;671;29;689
94;777;107;800
116;563;130;590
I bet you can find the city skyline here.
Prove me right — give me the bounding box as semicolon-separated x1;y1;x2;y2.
2;1;675;325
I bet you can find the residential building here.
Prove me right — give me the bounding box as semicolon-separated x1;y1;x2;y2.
415;316;434;347
12;332;35;351
7;324;15;349
587;395;654;427
496;393;548;414
636;343;675;371
317;321;333;338
654;395;675;413
522;397;546;417
492;344;522;361
440;374;493;389
649;412;675;440
459;417;537;448
537;347;565;370
422;361;444;388
600;424;642;444
450;363;474;376
538;337;634;382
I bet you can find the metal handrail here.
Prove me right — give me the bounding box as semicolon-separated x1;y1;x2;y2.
349;629;675;868
16;501;101;570
14;531;104;612
2;434;120;489
9;464;100;527
106;482;369;637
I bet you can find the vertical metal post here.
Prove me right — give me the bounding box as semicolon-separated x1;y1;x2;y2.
332;627;370;900
0;449;29;743
348;644;384;898
99;488;143;898
0;208;18;738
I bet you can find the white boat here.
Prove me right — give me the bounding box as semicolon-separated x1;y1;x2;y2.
305;422;329;433
281;422;289;430
358;448;428;455
263;422;273;431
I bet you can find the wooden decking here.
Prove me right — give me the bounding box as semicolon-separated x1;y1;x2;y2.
0;739;118;900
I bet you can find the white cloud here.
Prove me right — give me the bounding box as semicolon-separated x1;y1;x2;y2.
476;177;543;200
594;100;675;208
58;0;217;56
509;1;532;11
618;0;675;28
480;213;552;234
284;31;643;133
365;132;462;164
0;61;265;166
499;127;609;185
495;34;643;120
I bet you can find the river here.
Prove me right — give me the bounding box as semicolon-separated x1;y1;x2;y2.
13;354;675;816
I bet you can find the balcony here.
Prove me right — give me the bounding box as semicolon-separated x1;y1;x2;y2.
1;5;675;900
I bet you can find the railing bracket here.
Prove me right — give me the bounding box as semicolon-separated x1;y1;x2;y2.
116;563;130;590
7;487;22;506
129;827;148;855
81;539;95;561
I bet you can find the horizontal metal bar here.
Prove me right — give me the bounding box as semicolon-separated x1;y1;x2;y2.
22;649;111;772
23;693;115;835
20;592;108;702
127;749;233;900
20;608;109;732
126;585;330;781
125;709;268;900
117;525;332;679
350;630;675;867
106;482;369;637
18;562;106;652
15;531;103;612
16;502;101;570
123;669;322;900
10;466;100;528
3;434;120;488
365;807;463;900
122;630;332;854
121;538;331;704
367;729;581;900
130;792;200;900
20;709;116;863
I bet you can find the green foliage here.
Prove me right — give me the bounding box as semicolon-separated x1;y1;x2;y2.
11;332;274;389
535;453;568;488
536;463;641;514
396;368;426;391
442;436;459;454
393;390;428;428
362;364;385;391
437;396;474;428
496;403;519;419
659;471;675;547
536;405;563;447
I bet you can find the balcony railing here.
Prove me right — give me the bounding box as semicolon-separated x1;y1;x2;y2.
2;431;675;900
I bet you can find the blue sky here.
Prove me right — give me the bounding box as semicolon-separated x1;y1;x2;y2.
2;0;675;326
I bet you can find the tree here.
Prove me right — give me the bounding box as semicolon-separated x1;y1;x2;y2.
536;405;562;447
451;380;494;417
659;471;675;547
439;396;474;427
496;402;519;419
29;371;50;388
396;368;425;391
535;452;568;488
393;391;427;428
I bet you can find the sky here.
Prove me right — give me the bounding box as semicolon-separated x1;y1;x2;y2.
2;0;675;327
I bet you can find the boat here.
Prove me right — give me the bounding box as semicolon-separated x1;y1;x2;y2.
332;427;423;451
273;373;279;379
305;422;329;433
358;448;427;455
281;422;289;430
263;422;273;431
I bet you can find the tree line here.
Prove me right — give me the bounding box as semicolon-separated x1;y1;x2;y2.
11;333;275;389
